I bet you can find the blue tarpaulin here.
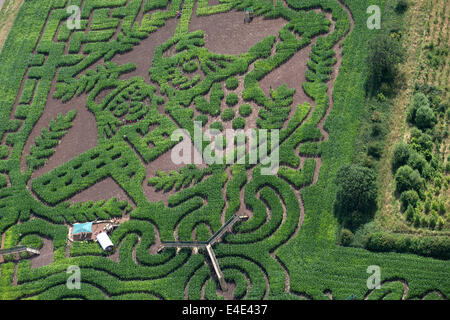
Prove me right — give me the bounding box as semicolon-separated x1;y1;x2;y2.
73;222;93;234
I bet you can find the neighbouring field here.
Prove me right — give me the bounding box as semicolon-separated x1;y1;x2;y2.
0;0;448;300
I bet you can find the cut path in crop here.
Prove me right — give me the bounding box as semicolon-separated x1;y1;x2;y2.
189;10;288;56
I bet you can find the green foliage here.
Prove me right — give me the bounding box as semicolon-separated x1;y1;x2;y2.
238;104;252;117
221;108;235;121
367;33;404;91
400;190;419;211
339;228;354;246
334;165;378;230
415;105;436;129
395;165;423;194
392;142;410;171
395;0;409;13
209;121;223;132
225;76;239;90
0;0;447;301
232;117;246;130
148;165;212;192
225;92;239;107
26;110;77;171
366;232;450;260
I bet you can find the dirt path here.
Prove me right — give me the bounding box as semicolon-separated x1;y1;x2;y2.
30;238;53;269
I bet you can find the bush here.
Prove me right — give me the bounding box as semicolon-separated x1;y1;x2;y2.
335;164;378;230
195;114;208;126
232;117;246;130
367;33;404;90
400;190;419;211
395;165;423;194
182;60;198;73
210;121;223;131
405;205;415;222
225;93;239;107
239;104;252;117
395;0;409;13
366;232;450;259
415;105;436;129
392;142;410;171
340;229;354;246
368;142;383;159
225;77;239;90
407;92;429;123
221;108;235;121
407;150;427;174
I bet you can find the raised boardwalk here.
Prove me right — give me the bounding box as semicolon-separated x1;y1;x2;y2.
160;214;248;291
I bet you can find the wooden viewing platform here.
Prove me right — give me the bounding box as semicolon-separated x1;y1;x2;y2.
159;214;248;291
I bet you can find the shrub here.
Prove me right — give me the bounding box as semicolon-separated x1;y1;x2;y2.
367;33;404;90
395;0;409;13
407;92;429;123
392;142;410;171
407;150;427;174
405;205;415;222
210;121;223;131
335;164;378;230
225;77;239;90
225;93;239;106
195;114;208;126
395;165;423;193
400;190;419;211
221;108;235;121
232;117;246;130
340;229;354;246
368;142;383;159
239;104;252;117
415;105;436;129
366;232;450;259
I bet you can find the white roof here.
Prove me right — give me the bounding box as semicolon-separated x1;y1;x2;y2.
97;232;114;250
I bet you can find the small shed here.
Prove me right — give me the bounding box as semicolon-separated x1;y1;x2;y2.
97;232;114;252
72;222;93;241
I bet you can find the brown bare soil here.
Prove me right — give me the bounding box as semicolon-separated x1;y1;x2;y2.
30;238;53;269
22;91;98;179
68;177;133;205
259;44;314;107
189;11;287;55
113;18;178;82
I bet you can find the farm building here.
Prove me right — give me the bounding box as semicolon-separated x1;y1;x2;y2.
72;222;93;241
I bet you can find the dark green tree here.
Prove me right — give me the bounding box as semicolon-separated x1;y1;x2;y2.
334;164;378;230
367;33;404;91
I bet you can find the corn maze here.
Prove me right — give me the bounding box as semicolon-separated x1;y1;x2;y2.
0;0;448;300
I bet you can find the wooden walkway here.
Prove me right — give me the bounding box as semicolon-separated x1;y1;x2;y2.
0;246;40;256
160;214;248;291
